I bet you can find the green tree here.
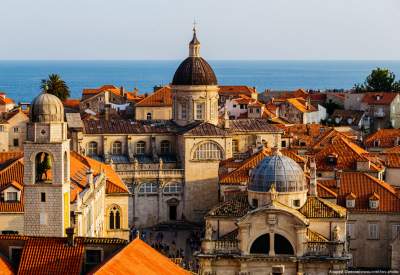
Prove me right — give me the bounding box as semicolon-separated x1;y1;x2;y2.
41;74;70;101
354;68;400;92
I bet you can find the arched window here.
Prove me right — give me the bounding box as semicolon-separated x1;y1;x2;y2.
250;234;270;254
193;142;223;160
138;182;158;194
146;113;152;120
35;152;52;183
109;206;121;230
163;182;182;193
112;141;122;155
160;140;171;155
274;234;294;255
136;141;146;155
87;142;98;156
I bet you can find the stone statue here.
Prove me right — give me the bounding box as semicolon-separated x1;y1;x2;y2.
36;153;52;182
332;225;340;241
205;221;213;240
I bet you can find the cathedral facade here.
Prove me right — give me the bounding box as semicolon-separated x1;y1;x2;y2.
70;29;283;228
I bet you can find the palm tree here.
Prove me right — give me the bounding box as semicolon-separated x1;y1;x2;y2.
41;74;70;101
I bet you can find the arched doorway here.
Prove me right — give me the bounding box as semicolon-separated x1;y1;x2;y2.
250;233;270;254
274;233;294;255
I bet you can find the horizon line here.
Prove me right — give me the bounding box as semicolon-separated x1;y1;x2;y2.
1;59;400;62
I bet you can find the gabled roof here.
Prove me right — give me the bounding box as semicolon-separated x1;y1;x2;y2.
315;136;383;172
299;196;346;219
384;153;400;168
0;158;24;213
82;85;122;97
330;109;364;126
361;92;398;105
90;237;190;275
286;97;317;113
218;86;256;98
135;87;172;107
319;172;400;212
364;129;400;148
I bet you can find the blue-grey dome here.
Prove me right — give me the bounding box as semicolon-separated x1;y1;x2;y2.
249;151;306;193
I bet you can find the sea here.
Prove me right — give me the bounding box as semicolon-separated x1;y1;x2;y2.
1;60;400;103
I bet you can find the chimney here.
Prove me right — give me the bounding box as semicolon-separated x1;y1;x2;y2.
120;86;125;96
66;227;75;246
335;169;342;188
86;168;94;190
309;157;317;196
104;104;111;120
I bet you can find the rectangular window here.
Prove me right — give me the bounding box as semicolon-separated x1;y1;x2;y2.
40;213;48;225
232;140;239;154
392;224;400;239
368;223;379;239
41;192;46;202
249;108;253;113
195;103;205;120
281;140;287;148
13;127;19;133
292;199;300;207
233;104;237;108
6;192;17;202
181;103;187;119
347;223;355;239
256;108;260;113
0;125;4;132
13;139;19;147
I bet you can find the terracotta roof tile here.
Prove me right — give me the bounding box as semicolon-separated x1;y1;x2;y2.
17;237;84;275
384;153;400;168
218;86;256;98
361;92;398;105
364;129;400;148
63;99;81;109
182;122;229;136
299;196;346;218
83;119;180;135
135;87;172;107
286;97;317;113
319;172;400;212
315;136;382;172
90;237;190;275
82;85;122;97
228;119;282;133
207;195;250;218
0;254;14;275
220;148;305;185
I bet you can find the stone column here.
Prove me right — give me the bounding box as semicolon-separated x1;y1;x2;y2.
269;232;275;256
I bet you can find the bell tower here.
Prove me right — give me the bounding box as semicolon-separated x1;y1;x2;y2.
23;91;70;237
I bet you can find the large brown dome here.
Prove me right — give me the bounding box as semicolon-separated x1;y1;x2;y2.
172;57;218;86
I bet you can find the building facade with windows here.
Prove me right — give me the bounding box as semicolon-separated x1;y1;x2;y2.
0;108;29;152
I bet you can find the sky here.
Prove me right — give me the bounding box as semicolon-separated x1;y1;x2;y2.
0;0;399;60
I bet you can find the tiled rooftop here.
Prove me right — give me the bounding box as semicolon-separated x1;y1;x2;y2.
135;87;172;107
319;172;400;212
299;196;346;218
361;92;398;105
90;237;190;275
364;129;400;148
